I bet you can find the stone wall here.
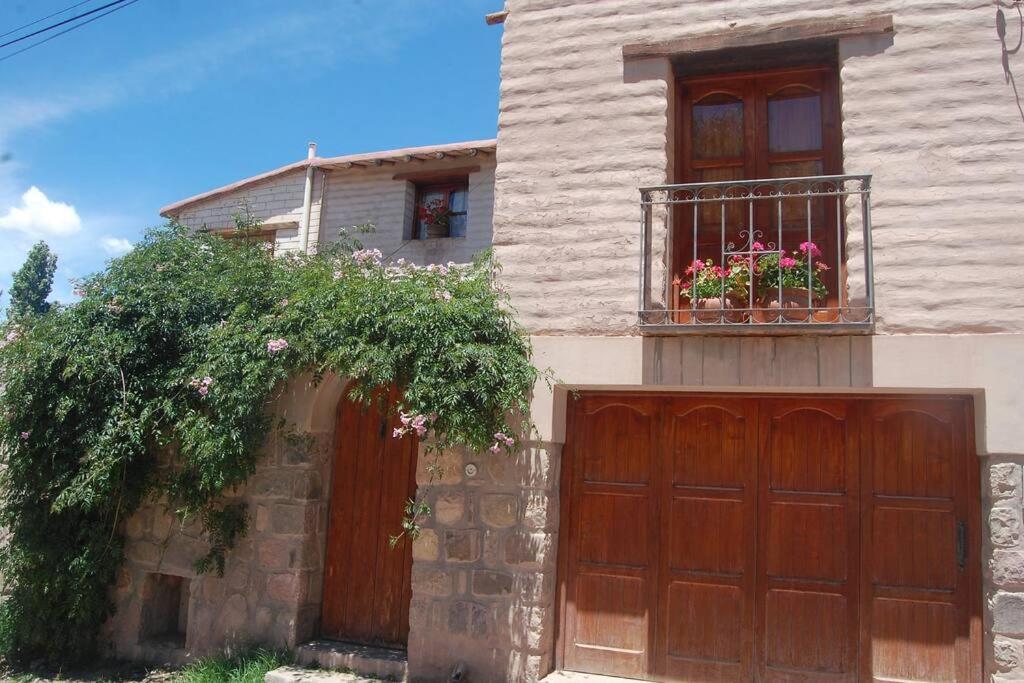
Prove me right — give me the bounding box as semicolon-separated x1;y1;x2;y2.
987;456;1024;681
104;425;334;664
406;443;561;682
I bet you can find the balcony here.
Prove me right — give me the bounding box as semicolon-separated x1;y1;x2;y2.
638;174;874;334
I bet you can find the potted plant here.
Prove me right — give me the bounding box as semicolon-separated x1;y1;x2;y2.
418;198;452;239
673;259;747;323
754;241;829;322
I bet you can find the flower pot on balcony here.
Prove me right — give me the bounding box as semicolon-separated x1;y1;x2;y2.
757;287;816;323
678;295;746;324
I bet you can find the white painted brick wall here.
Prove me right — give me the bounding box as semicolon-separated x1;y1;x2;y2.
320;161;495;265
171;159;495;265
493;0;1024;335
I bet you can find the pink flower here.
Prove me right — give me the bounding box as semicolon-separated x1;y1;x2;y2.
393;427;404;438
19;431;29;441
799;241;822;258
815;262;831;272
489;442;502;453
434;290;452;302
267;338;289;353
752;241;765;252
198;385;209;397
779;257;798;268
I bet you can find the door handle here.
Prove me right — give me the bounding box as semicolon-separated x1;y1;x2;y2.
956;521;966;570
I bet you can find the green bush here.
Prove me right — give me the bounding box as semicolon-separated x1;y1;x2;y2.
174;648;291;683
0;219;538;664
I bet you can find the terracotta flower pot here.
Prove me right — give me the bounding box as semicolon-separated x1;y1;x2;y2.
758;287;816;323
678;295;747;324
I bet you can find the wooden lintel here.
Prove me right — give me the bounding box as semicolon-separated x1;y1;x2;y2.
622;14;894;60
485;10;508;26
392;165;481;182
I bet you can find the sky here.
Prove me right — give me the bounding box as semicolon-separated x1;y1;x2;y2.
0;0;504;303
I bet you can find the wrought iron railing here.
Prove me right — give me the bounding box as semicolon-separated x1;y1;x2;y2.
638;174;874;332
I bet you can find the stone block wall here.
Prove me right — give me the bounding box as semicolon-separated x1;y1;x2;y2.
407;443;562;682
987;456;1024;681
104;428;334;664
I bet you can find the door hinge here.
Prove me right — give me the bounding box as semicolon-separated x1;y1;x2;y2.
956;520;966;570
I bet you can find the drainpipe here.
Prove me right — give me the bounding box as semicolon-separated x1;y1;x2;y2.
299;141;317;253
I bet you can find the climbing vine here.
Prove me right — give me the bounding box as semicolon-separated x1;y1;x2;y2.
0;218;539;664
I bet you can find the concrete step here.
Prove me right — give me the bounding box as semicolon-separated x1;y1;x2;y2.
541;672;649;683
293;639;408;681
265;666;384;683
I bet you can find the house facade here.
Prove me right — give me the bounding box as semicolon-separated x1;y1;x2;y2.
106;1;1024;681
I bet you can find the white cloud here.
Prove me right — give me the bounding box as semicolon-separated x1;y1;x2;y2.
101;237;133;255
0;186;81;237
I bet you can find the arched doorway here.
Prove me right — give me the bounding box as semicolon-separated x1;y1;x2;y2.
321;385;418;648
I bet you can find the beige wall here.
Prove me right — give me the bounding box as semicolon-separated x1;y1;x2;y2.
170;158;496;266
493;0;1024;335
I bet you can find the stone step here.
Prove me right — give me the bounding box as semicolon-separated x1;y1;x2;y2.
265;665;384;683
293;639;408;681
541;672;650;683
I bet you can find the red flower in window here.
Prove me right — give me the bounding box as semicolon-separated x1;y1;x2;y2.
419;198;451;228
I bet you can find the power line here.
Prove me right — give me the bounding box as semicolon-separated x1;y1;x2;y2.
0;0;98;40
0;0;131;52
0;0;142;64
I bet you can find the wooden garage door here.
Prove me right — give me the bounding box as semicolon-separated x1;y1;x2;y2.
557;393;980;682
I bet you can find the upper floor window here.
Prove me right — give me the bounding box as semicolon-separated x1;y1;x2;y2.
415;178;468;239
674;65;844;306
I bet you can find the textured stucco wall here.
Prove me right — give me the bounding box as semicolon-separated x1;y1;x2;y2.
493;0;1024;335
170;157;495;265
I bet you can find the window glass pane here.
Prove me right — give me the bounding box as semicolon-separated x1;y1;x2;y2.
692;94;744;160
768;92;822;152
449;188;468;213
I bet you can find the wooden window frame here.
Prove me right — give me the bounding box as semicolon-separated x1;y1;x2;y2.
212;227;277;254
673;63;845;306
413;177;469;240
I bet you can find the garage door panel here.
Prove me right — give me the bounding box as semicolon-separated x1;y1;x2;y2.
764;589;850;674
765;502;848;582
872;507;957;591
668;497;745;575
871;409;955;500
581;403;653;485
578;492;650;567
574;572;648;651
767;409;848;494
665;581;743;662
870;598;957;682
668;404;749;489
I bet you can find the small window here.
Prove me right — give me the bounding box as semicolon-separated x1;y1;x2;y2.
140;573;190;648
414;179;468;239
216;228;276;254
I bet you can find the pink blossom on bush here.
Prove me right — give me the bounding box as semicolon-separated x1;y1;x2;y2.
19;431;29;440
779;256;799;268
266;338;289;353
752;241;765;251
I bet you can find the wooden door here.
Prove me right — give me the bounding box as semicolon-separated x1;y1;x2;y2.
675;66;843;301
756;398;860;682
321;385;418;648
557;393;979;682
560;394;661;678
860;399;979;682
658;397;757;682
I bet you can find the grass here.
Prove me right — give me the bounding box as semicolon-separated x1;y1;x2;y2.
173;648;291;683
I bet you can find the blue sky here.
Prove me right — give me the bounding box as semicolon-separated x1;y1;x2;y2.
0;0;503;302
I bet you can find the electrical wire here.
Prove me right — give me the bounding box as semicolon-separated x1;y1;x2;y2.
0;0;131;52
0;0;142;64
0;0;98;40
